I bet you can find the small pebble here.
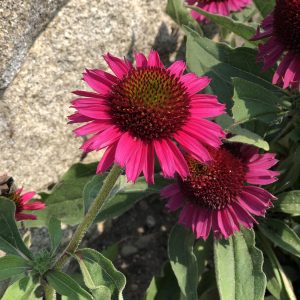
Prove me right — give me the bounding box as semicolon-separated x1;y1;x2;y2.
121;245;138;257
146;215;156;228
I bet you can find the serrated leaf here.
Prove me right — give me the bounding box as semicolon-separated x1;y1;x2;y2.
232;78;281;124
214;228;266;300
0;197;32;259
48;217;62;255
258;233;296;300
0;255;31;281
185;27;281;107
253;0;275;17
2;276;40;300
168;225;198;300
259;219;300;258
166;0;203;35
145;262;182;300
188;5;257;42
75;248;126;300
274;191;300;215
46;270;94;300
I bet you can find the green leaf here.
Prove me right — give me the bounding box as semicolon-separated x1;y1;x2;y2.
101;243;119;262
188;5;257;42
75;248;126;300
145;262;182;300
214;228;266;300
46;270;94;300
232;78;281;124
253;0;275;17
258;233;296;300
0;255;31;281
258;219;300;258
48;217;62;255
83;174;169;223
193;238;212;278
168;225;198;300
2;276;40;300
274;191;300;215
216;114;269;150
166;0;203;35
185;27;281;107
38;163;97;226
0;197;32;259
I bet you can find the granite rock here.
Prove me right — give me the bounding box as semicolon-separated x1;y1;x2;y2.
0;0;69;91
0;0;182;191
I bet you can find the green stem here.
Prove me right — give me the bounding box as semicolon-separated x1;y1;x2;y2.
44;283;56;300
55;164;122;269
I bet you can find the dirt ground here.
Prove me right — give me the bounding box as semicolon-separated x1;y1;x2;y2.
85;195;177;300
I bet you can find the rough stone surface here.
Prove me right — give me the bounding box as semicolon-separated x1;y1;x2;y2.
0;0;69;91
0;0;182;191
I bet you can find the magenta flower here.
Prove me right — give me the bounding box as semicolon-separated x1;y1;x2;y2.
7;188;46;221
161;143;279;239
252;0;300;90
69;50;225;183
187;0;252;22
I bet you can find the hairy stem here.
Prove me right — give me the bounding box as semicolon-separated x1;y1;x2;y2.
54;164;122;269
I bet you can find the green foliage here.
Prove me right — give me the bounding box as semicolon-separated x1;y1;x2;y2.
185;27;280;107
0;255;31;281
258;234;297;300
232;78;282;124
166;0;203;35
216;114;270;150
274;191;300;215
1;276;40;300
168;225;198;300
46;270;94;300
259;219;300;258
75;248;126;300
83;174;169;223
145;262;182;300
253;0;275;17
26;163;98;227
48;217;62;255
214;228;266;300
188;5;257;42
0;197;32;259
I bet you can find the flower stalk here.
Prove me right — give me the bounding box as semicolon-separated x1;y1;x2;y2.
54;164;122;268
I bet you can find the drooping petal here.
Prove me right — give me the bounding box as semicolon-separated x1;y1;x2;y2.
103;53;131;79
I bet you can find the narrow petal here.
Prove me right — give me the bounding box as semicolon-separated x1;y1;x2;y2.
147;50;164;68
143;142;155;184
180;74;211;95
135;53;148;68
22;202;46;211
167;61;186;77
103;53;131;79
96;143;118;173
16;213;37;221
20;192;36;204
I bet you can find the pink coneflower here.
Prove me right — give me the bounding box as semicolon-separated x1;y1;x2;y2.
252;0;300;90
7;188;45;221
161;143;279;239
186;0;252;22
69;50;225;183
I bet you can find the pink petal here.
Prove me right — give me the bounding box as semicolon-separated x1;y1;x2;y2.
167;61;186;77
20;192;36;204
22;202;46;211
147;50;164;68
16;213;37;221
103;53;131;79
74;121;111;136
180;74;211;95
174;130;212;162
166;194;184;212
135;53;148;68
161;184;181;198
143;142;155;184
96;143;118;173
